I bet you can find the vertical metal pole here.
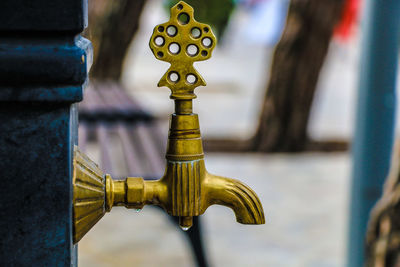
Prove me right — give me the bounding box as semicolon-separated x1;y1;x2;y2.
348;0;400;266
0;0;91;266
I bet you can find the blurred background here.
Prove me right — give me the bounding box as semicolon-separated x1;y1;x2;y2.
77;0;400;266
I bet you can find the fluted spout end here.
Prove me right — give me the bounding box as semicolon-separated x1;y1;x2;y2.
204;173;265;225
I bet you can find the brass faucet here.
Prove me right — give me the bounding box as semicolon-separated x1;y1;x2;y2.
73;1;265;244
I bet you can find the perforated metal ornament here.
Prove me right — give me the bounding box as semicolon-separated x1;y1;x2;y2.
149;1;217;100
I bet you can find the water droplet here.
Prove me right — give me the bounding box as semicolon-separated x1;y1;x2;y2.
135;209;141;213
181;226;190;231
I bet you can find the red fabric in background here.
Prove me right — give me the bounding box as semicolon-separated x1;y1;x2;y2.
334;0;361;42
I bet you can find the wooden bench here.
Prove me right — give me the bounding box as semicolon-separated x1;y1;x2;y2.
78;82;208;267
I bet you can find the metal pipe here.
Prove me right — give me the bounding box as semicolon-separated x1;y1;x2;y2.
347;0;400;266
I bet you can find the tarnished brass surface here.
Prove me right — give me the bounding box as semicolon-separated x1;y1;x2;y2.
72;1;264;244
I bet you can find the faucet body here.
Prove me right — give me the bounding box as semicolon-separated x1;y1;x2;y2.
104;104;264;229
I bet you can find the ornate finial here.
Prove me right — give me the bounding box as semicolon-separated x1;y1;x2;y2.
149;1;217;100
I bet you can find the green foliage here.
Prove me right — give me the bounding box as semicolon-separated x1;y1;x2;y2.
165;0;236;40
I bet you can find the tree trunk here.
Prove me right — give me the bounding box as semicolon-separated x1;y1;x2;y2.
252;0;345;152
85;0;146;81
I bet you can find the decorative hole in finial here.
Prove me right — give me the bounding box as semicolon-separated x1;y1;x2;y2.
202;37;212;48
167;25;177;37
203;27;209;33
186;74;197;84
187;44;199;56
191;27;201;38
158;26;164;32
178;13;190;25
157;51;164;58
169;43;180;54
154;36;165;47
169;72;180;83
201;50;208;57
177;3;183;10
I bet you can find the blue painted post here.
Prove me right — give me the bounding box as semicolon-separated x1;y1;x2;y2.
0;1;91;266
347;0;400;266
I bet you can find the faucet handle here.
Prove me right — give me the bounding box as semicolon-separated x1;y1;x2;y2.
149;1;217;100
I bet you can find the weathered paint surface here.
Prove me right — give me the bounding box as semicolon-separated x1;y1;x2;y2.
0;0;87;31
0;37;91;90
0;104;77;266
0;0;90;265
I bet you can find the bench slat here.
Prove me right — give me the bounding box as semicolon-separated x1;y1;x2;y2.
96;125;114;174
116;125;146;177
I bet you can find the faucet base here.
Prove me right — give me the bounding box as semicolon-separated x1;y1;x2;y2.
72;146;106;244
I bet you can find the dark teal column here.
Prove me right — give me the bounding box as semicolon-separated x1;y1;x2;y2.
0;1;91;266
347;0;400;266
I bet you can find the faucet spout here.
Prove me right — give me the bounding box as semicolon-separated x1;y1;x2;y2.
204;173;265;225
